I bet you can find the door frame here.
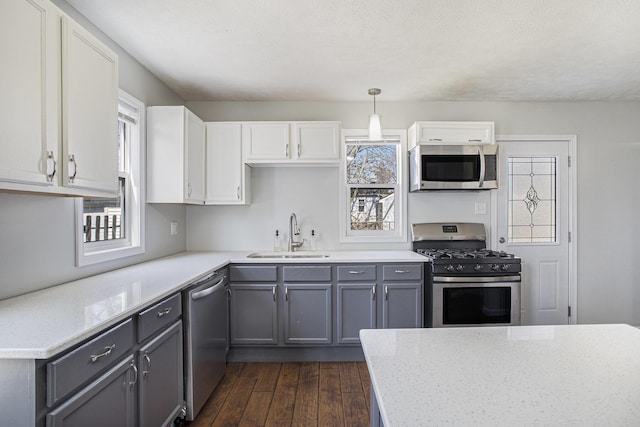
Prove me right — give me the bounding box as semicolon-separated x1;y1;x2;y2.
490;135;578;324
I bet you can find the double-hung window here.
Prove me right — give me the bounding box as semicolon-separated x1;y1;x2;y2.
339;129;407;242
75;90;145;265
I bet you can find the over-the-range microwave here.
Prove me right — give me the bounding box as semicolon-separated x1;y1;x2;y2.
409;144;498;191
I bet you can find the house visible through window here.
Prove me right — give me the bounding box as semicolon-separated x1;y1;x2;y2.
340;130;406;242
75;90;145;265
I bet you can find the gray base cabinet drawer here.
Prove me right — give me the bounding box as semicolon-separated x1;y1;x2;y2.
382;264;422;281
230;265;277;282
47;319;134;406
137;293;182;342
283;265;331;282
336;265;377;282
46;356;136;427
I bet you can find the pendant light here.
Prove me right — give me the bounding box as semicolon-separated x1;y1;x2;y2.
368;88;382;141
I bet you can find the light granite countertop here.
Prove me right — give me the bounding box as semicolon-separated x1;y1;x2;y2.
0;250;425;359
360;325;640;426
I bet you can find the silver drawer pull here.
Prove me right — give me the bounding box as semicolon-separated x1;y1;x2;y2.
90;344;115;363
129;361;138;390
157;307;172;317
348;271;365;274
394;270;410;274
143;353;151;377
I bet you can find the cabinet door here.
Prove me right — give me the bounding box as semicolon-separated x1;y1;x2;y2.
0;0;59;188
292;122;340;161
381;283;422;329
46;356;136;427
205;122;249;204
184;109;205;203
336;283;376;344
283;284;332;344
242;122;290;161
230;284;278;345
138;321;184;427
61;15;119;195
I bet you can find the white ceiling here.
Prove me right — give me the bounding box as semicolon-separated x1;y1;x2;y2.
66;0;640;102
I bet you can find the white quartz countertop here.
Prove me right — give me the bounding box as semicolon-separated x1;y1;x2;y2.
0;250;423;359
360;325;640;426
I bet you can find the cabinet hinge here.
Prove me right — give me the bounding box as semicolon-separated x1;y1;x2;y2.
568;231;572;243
568;155;572;167
568;306;572;317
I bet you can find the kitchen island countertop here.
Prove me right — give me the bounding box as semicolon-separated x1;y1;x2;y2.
360;325;640;426
0;250;425;359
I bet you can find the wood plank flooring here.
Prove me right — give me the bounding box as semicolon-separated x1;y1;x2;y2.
187;362;371;427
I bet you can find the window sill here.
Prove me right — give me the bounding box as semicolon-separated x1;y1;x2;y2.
76;243;144;267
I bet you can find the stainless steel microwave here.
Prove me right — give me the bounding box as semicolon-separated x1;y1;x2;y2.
409;144;498;191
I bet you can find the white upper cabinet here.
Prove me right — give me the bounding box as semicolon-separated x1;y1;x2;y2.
243;121;340;165
0;0;119;197
205;123;250;205
292;122;340;161
147;106;206;204
0;0;59;189
61;15;119;194
408;121;495;149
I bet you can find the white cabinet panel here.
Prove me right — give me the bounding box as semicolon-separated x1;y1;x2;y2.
242;122;290;161
0;0;59;188
61;15;119;194
292;122;340;161
408;121;495;149
205;122;250;205
147;106;205;204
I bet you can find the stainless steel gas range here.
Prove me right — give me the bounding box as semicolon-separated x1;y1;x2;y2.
412;222;522;328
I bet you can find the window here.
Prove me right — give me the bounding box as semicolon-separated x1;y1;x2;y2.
339;130;407;242
75;90;145;265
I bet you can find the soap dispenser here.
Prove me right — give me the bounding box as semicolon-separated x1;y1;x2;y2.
274;230;281;252
309;229;317;251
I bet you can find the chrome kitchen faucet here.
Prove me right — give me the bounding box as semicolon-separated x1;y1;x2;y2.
288;213;304;252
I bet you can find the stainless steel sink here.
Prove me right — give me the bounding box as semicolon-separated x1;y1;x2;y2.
247;252;330;259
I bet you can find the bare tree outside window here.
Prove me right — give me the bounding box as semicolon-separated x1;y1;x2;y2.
346;143;397;231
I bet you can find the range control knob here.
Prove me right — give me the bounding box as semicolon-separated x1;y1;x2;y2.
474;264;483;272
491;264;500;271
455;264;464;272
501;264;510;271
445;264;455;272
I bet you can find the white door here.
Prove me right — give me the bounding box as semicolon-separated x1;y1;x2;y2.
494;137;575;325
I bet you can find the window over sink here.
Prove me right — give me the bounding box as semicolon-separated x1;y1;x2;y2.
74;90;145;265
339;129;407;242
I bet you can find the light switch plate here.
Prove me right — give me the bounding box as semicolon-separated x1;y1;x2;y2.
170;221;178;236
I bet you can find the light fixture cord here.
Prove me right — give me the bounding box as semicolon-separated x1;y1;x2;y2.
373;94;376;114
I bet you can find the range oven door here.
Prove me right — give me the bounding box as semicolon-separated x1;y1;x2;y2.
432;276;521;327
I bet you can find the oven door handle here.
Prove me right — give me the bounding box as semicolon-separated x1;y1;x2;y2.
433;275;521;283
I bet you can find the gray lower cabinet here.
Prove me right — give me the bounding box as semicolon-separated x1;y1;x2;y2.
46;356;136;427
336;283;376;344
283;284;332;344
43;294;185;427
381;283;422;328
230;284;278;345
138;321;184;427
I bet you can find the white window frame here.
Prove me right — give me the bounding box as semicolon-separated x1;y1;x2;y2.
339;129;407;243
74;90;145;266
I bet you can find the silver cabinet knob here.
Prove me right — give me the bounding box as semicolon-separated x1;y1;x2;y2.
499;237;506;243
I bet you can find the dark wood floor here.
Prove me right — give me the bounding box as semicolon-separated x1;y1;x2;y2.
187;362;371;427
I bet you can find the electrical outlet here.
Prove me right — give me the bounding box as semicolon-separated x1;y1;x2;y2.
170;221;178;236
474;203;487;215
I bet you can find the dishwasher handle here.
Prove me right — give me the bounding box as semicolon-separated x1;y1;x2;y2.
191;275;226;300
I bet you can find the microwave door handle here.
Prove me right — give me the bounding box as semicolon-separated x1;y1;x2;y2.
477;145;485;188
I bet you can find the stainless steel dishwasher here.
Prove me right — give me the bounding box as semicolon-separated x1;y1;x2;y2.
183;268;229;421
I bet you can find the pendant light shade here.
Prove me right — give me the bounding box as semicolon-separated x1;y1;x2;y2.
368;88;382;140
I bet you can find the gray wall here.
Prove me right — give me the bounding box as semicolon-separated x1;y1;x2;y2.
0;1;187;300
186;100;640;326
